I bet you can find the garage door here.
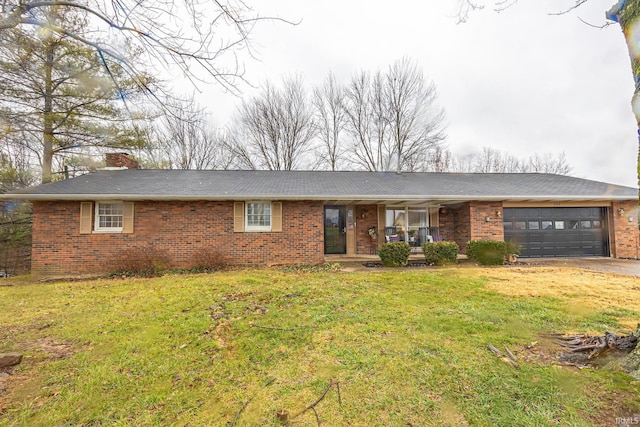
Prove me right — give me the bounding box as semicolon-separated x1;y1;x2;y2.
503;207;610;258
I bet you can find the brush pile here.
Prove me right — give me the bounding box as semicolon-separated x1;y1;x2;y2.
558;328;638;360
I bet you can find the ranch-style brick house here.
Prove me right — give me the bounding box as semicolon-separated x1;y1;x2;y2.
2;154;639;276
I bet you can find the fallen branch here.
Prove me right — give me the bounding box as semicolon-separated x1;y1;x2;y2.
251;323;307;331
230;397;252;427
292;379;340;426
230;377;277;426
487;344;520;369
487;344;504;357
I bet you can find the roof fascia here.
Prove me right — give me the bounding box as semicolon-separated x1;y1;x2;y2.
1;193;637;202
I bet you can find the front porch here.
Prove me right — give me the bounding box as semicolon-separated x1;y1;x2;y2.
323;203;447;257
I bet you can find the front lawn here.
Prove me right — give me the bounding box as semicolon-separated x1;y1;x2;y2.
1;266;639;426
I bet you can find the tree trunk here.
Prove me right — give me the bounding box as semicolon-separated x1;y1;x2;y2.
621;325;640;379
610;0;640;377
42;40;55;184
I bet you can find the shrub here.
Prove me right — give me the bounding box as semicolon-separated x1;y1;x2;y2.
378;242;411;267
110;245;171;277
465;240;509;266
188;247;228;272
505;240;522;256
422;241;459;266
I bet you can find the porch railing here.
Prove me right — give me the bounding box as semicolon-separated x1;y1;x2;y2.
383;226;443;247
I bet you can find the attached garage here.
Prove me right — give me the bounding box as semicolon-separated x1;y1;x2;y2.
503;207;610;258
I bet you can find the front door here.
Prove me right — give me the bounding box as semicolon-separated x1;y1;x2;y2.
324;206;347;254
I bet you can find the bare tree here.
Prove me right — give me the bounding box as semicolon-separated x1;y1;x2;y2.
427;146;453;172
450;152;477;173
456;0;516;23
227;77;316;170
427;146;573;174
386;58;446;173
343;70;391;171
0;0;288;94
527;152;573;175
312;72;347;171
343;59;446;172
473;147;525;173
143;97;232;170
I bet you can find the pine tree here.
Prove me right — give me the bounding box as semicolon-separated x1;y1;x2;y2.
0;6;150;183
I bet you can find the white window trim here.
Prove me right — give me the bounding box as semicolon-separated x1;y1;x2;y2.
245;201;272;232
94;201;124;233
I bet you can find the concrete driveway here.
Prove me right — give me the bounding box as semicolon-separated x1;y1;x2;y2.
521;257;640;277
335;255;640;276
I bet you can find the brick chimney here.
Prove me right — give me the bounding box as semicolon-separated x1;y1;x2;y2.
105;153;139;169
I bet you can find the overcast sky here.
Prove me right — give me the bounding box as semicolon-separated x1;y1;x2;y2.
195;0;637;187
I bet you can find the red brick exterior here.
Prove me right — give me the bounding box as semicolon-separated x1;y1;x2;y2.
610;200;640;259
439;202;504;253
31;200;324;276
355;205;379;255
30;198;640;276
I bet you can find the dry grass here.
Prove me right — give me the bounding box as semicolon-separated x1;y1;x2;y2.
476;266;640;330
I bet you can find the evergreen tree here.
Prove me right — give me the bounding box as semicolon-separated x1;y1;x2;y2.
0;6;150;183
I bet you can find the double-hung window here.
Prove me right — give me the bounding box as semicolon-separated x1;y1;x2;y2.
95;202;124;232
234;201;282;233
245;202;272;231
80;201;133;234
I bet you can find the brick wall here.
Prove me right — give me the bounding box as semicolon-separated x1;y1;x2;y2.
32;200;324;276
610;200;640;259
440;202;504;253
469;202;504;242
355;205;379;255
31;198;640;276
438;207;455;245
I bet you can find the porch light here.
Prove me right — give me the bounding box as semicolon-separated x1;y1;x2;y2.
496;210;502;218
629;216;634;222
618;208;625;216
485;216;491;222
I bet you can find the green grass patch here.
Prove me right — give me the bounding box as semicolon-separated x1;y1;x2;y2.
0;268;638;426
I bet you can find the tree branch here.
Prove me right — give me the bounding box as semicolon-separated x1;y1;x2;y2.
292;379;339;425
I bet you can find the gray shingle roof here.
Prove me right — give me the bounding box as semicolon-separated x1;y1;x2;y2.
2;170;637;202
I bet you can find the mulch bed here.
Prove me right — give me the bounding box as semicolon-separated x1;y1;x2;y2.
362;262;430;268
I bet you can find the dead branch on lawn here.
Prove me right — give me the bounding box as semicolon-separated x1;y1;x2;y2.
251;324;305;331
230;397;252;427
487;344;520;369
230;377;277;426
292;379;341;426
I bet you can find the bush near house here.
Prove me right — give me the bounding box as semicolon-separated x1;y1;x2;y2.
109;245;171;277
466;240;521;265
187;247;228;273
378;241;411;267
110;246;229;276
422;241;459;266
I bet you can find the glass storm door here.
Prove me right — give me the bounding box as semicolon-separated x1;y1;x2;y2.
324;206;347;254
